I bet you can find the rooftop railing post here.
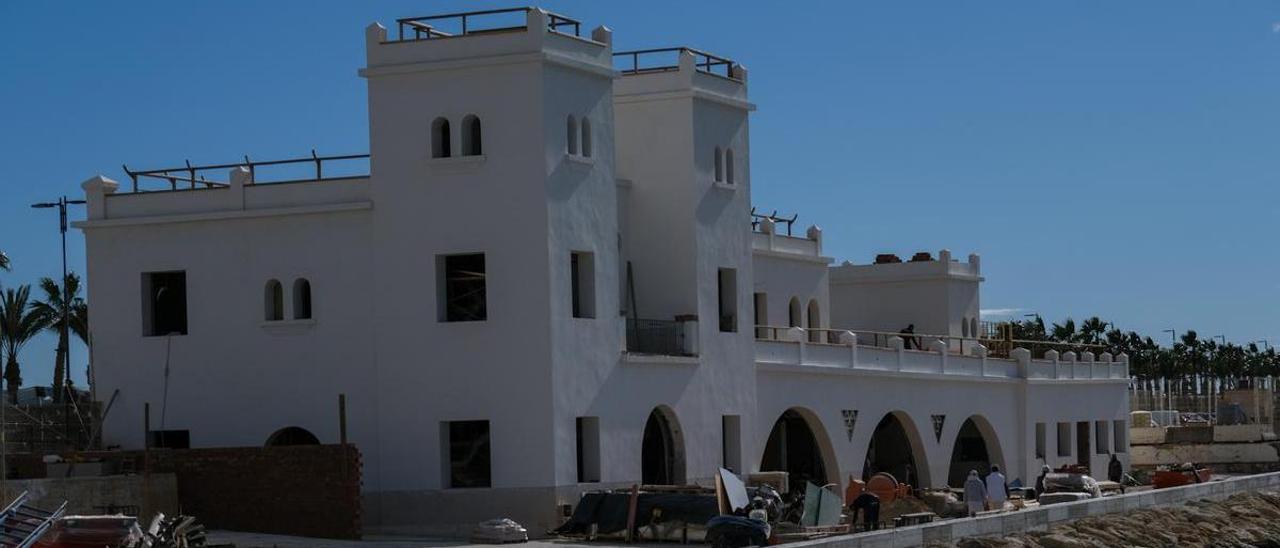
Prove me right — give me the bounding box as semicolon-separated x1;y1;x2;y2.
185;160;195;190
312;149;322;180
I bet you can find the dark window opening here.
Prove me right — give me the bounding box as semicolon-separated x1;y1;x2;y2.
576;417;600;483
580;117;592;158
444;420;491;488
463;115;483;156
266;426;320;446
718;268;737;333
147;429;190;449
265;279;283;321
439;254;487;322
144;271;187;336
571;252;595;319
432;117;451;158
293;279;312;320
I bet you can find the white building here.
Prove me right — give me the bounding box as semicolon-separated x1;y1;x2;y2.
75;8;1129;536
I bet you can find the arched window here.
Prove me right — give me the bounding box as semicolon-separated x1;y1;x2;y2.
580;117;592;157
807;299;821;343
462;114;482;156
566;116;579;155
788;297;802;328
725;148;735;184
714;147;724;182
264;279;283;321
431;117;451;158
266;426;320;447
970;318;979;339
293;279;312;320
962;318;970;337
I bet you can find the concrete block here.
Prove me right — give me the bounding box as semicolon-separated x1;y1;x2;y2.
1024;508;1049;531
1046;504;1070;523
1129;427;1165;445
949;518;977;539
891;527;922;547
1001;512;1026;534
856;530;895;548
921;523;953;545
975;515;1003;536
1068;502;1090;519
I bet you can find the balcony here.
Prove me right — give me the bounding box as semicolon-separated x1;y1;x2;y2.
626;318;696;357
754;326;1129;381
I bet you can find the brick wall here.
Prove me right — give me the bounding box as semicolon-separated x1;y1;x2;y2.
81;444;362;539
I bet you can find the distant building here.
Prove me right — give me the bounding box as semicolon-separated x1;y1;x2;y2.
76;8;1130;536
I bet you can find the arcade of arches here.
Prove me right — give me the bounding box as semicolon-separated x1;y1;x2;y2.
761;409;829;492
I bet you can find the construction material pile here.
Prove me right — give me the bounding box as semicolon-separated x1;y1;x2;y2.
939;491;1280;548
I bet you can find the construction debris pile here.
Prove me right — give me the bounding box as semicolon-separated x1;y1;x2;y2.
940;491;1280;548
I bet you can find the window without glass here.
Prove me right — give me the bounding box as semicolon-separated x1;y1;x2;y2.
264;279;284;321
571;251;596;319
1095;420;1110;454
718;268;737;333
1057;422;1071;457
431;117;451;158
293;278;312;320
753;293;768;339
566;116;579;155
807;299;821;342
722;415;742;473
1113;421;1127;452
788;297;802;328
443;420;491;488
462;115;482;156
714;147;723;182
580;117;592;158
147;429;190;449
725;148;735;184
576;417;601;483
438;253;487;322
143;271;188;336
1035;422;1046;459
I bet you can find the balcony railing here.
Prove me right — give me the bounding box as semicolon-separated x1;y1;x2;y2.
120;151;369;193
626;318;690;356
613;47;736;78
392;7;582;42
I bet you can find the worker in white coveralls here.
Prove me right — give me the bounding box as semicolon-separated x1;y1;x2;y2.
963;470;987;516
985;465;1008;510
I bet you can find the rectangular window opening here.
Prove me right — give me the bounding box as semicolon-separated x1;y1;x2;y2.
576;417;601;483
718;268;737;333
722;415;742;473
1035;422;1046;459
1113;420;1127;453
147;429;190;449
442;420;491;488
143;271;188;336
753;293;768;339
438;254;487;322
1056;422;1071;457
1095;420;1110;454
571;252;596;319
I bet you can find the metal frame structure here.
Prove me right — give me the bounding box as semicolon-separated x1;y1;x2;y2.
613;47;737;78
121;150;369;193
751;208;798;236
393;7;581;42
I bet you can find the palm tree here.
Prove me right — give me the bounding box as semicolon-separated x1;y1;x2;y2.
1078;317;1107;346
31;273;88;401
1050;318;1078;344
0;285;45;403
0;251;9;272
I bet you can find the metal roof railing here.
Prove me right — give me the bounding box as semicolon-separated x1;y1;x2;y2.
121;150;369;193
612;47;736;78
392;7;581;42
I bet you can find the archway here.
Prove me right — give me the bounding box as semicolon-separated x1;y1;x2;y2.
266;426;320;447
642;406;685;485
947;416;1005;486
760;408;838;493
863;412;930;487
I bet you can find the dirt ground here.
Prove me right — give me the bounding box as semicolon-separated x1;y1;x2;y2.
936;491;1280;548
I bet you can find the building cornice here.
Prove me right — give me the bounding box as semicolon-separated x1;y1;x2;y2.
73;201;373;230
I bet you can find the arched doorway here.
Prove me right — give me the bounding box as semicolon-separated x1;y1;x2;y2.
642;406;685;485
947;415;1006;486
760;408;837;493
266;426;320;447
863;412;929;487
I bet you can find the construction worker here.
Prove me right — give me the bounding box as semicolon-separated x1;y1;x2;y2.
964;470;987;516
985;465;1008;510
1035;464;1052;499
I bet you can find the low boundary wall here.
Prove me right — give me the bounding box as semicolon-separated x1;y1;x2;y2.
788;472;1280;548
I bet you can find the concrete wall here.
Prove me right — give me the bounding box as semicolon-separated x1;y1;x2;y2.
829;251;981;338
785;471;1280;548
2;474;178;519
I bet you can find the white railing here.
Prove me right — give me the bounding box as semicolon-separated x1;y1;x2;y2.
754;326;1130;381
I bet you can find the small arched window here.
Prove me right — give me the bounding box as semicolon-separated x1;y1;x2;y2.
293;279;312;320
714;147;724;182
725;148;735;184
970;318;979;339
566;116;579;155
788;297;802;328
431;117;451;158
962;318;970;337
265;279;283;321
462;114;482;156
807;299;821;343
580;117;592;158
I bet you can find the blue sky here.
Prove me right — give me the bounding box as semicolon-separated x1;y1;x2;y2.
1;1;1278;386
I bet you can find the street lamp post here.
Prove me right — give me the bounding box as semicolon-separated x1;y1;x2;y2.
30;197;85;402
1163;329;1176;347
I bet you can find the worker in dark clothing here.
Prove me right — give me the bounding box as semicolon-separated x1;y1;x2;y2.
900;324;919;350
848;491;880;532
1035;464;1051;499
1108;454;1124;486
